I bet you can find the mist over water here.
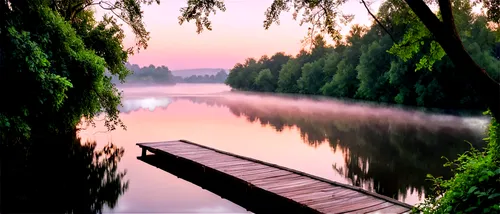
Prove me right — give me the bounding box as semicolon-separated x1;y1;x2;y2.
83;84;489;212
119;84;490;133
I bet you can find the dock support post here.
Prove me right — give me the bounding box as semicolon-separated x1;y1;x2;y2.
142;147;147;156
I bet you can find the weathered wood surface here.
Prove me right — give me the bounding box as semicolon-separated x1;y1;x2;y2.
137;140;413;214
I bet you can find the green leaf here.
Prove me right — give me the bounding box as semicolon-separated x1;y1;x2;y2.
468;186;478;194
465;207;477;212
488;193;500;199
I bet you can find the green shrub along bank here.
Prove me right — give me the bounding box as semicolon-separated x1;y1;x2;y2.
415;111;500;214
224;0;500;110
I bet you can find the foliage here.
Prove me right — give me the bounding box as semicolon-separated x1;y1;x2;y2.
414;112;500;214
225;2;500;110
0;0;163;144
298;58;326;94
178;0;226;33
50;0;160;52
182;70;228;83
120;63;176;85
117;63;228;85
277;58;303;93
255;69;275;92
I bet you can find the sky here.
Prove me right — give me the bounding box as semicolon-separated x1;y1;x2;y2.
96;0;383;70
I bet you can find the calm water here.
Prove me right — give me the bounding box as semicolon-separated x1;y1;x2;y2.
79;83;489;213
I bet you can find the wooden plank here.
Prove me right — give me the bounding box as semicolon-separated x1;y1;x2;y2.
259;178;320;191
323;197;385;213
155;145;202;151
202;160;255;168
343;202;394;214
169;150;216;156
157;146;202;153
294;192;341;207
250;174;306;186
239;170;293;181
154;142;199;148
303;190;361;206
191;157;241;165
156;146;203;153
309;196;361;211
158;145;200;150
194;155;243;163
309;195;369;210
217;164;270;173
285;185;341;200
216;163;268;172
250;176;307;189
138;141;181;147
206;161;256;169
170;150;216;157
293;187;342;200
155;145;199;150
173;153;218;160
272;182;334;196
213;162;264;170
275;184;336;199
137;140;413;214
366;205;410;214
317;195;385;213
330;189;362;199
231;167;282;177
243;170;295;182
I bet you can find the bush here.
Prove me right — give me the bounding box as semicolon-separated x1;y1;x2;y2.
414;111;500;214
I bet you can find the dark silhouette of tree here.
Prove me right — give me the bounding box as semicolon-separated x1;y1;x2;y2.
1;132;128;213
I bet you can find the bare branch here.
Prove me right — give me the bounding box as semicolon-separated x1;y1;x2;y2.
360;0;397;43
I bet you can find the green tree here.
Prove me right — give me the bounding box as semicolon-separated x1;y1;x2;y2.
0;0;161;143
323;26;366;98
255;69;275;92
297;59;326;94
180;0;500;119
355;38;394;102
277;59;302;93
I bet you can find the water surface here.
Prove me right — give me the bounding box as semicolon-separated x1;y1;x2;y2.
80;83;488;212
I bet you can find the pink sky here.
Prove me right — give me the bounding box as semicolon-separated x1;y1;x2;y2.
96;0;380;70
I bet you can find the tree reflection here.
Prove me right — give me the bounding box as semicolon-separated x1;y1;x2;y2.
1;132;128;213
179;95;486;201
115;94;484;200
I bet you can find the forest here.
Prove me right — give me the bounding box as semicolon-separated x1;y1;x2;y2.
1;0;499;213
225;0;500;110
116;63;228;85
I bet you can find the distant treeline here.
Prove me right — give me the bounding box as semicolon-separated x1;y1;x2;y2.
225;1;500;110
111;63;228;85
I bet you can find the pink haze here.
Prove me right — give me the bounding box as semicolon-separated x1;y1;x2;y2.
95;0;380;70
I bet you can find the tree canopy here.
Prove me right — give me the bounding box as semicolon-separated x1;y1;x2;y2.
0;0;163;143
225;8;499;110
115;63;228;85
181;0;500;119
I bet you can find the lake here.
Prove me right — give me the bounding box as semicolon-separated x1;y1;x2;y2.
79;83;489;213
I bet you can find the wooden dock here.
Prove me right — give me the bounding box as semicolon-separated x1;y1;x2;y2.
137;140;413;214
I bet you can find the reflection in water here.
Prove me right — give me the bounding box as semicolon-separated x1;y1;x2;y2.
174;93;487;201
1;132;128;213
120;97;172;113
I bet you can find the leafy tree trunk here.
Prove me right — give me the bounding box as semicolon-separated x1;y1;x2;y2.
404;0;500;119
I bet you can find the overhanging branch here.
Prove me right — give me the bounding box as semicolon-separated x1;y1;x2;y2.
360;0;397;43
